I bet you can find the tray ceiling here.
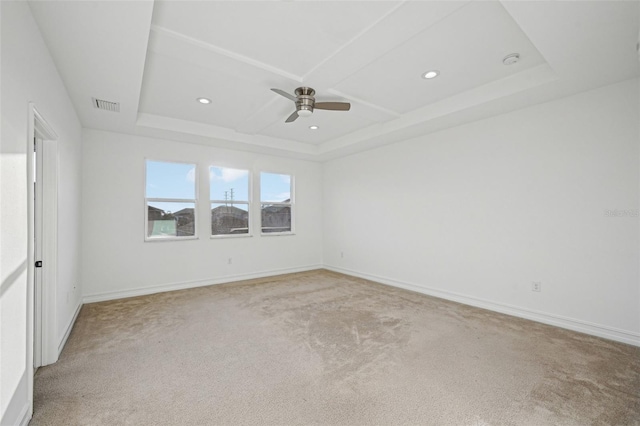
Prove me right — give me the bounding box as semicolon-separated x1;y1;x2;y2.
28;0;640;161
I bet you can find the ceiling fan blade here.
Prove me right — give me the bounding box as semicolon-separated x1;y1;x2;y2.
271;88;297;102
285;111;299;123
314;102;351;111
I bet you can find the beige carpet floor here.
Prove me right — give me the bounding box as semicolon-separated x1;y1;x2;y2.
32;270;640;425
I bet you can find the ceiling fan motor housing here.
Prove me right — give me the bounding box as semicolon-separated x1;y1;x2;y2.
295;87;315;116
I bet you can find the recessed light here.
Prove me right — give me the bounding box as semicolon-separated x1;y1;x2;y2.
503;53;520;66
197;97;211;104
422;70;439;79
309;125;319;130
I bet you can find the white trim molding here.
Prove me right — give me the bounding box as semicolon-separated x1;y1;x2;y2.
1;400;30;426
33;106;58;140
79;264;639;348
25;103;59;426
0;371;31;426
58;302;82;356
324;265;640;347
18;404;31;426
83;264;323;304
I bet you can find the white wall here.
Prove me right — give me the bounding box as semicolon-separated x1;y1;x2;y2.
323;78;640;345
0;2;82;425
81;129;323;301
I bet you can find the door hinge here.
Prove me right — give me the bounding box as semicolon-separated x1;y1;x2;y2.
35;261;43;268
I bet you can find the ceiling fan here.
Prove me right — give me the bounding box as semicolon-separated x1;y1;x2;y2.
271;87;351;123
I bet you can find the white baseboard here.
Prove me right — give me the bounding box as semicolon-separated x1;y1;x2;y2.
325;265;640;347
83;264;323;304
18;403;31;426
58;301;82;356
0;370;30;426
80;263;639;346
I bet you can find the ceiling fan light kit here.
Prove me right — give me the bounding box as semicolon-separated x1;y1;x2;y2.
271;86;351;123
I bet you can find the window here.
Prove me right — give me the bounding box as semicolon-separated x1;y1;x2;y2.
145;160;197;239
260;172;293;234
210;166;250;236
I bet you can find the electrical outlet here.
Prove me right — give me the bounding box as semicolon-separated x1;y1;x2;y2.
228;258;232;265
532;281;542;292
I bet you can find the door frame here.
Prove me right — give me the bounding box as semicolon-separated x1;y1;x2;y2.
26;103;58;415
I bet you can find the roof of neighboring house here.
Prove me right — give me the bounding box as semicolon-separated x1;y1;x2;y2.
211;205;247;214
173;208;194;216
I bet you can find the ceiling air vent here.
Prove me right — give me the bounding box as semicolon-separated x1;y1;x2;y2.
92;98;120;112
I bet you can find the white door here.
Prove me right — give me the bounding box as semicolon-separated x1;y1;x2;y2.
33;136;44;369
32;132;58;369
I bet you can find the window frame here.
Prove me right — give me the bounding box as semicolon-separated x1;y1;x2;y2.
209;166;252;239
259;171;295;236
144;159;199;242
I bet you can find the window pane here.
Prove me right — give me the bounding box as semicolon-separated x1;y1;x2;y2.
260;172;291;202
210;167;249;201
261;204;291;233
211;203;249;235
146;161;196;199
147;201;195;237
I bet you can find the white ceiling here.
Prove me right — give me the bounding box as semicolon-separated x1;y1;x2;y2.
28;0;640;161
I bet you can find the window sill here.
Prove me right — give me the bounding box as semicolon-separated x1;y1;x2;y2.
260;232;295;237
210;234;253;240
145;236;199;242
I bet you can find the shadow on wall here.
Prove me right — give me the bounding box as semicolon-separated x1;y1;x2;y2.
0;260;27;298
